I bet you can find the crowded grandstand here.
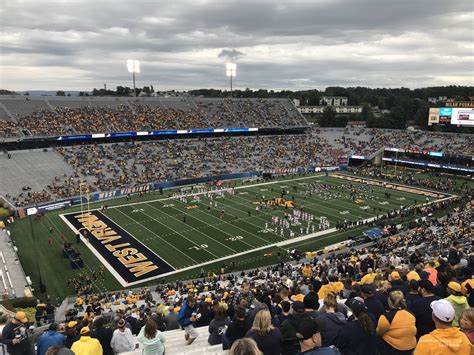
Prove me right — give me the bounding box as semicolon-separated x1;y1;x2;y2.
0;96;473;355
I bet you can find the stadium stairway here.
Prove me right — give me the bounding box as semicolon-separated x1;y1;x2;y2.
118;326;228;355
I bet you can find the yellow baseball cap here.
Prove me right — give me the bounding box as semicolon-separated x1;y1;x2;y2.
448;282;461;293
15;311;28;324
390;271;401;281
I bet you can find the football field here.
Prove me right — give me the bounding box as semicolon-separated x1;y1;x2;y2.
10;173;450;300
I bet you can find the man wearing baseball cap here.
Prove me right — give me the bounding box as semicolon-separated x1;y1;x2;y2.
295;318;337;355
1;311;33;355
445;281;469;327
71;326;103;355
414;299;472;354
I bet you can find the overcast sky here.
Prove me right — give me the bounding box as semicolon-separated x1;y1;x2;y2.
1;0;473;91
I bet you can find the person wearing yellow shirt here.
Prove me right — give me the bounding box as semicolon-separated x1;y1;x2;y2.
360;268;377;285
414;299;472;355
376;290;417;354
317;280;334;301
71;327;103;355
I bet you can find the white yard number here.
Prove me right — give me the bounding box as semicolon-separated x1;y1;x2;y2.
340;210;349;215
226;236;243;241
189;244;208;251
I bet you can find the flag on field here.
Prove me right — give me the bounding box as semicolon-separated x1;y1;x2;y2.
264;252;273;257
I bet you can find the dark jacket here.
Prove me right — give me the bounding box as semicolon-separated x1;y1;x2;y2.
364;296;385;322
315;312;346;348
246;327;282;355
208;316;231;345
281;312;309;355
334;319;378;355
91;326;113;355
408;294;440;339
389;280;409;295
1;321;34;355
225;317;250;348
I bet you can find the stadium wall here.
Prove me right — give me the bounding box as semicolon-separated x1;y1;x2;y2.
18;165;346;216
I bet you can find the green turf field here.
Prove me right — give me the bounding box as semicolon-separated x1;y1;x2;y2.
9;173;452;302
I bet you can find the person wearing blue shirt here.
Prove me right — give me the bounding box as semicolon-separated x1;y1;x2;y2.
36;323;66;355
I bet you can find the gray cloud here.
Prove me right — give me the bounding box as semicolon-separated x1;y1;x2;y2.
0;0;472;91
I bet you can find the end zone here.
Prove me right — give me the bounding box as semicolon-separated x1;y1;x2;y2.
59;210;175;287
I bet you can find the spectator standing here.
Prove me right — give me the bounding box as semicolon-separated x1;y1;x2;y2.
70;327;103;355
208;306;230;346
445;281;469;327
1;311;34;355
459;308;474;344
224;306;250;350
64;321;79;348
91;317;113;355
334;300;378;355
137;318;166;355
178;295;199;345
360;284;385;322
295;318;337;355
409;280;440;339
280;301;308;355
414;299;472;354
376;290;416;354
36;323;66;355
246;310;282;355
110;319;134;353
0;314;10;355
229;338;262;355
315;292;346;347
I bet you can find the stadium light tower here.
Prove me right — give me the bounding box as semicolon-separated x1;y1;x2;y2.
226;62;237;98
127;60;140;97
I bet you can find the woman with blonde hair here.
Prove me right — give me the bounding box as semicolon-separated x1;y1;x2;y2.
229;338;262;355
376;290;416;354
137;318;166;355
245;310;281;355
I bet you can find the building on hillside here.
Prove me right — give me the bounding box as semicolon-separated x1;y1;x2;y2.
428;96;449;104
320;96;348;106
297;106;363;115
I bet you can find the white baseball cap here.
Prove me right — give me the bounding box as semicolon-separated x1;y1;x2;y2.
430;299;455;322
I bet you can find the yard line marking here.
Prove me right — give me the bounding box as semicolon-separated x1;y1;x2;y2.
144;202;239;255
112;207;201;264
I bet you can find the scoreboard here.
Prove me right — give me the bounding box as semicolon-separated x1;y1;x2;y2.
428;107;474;126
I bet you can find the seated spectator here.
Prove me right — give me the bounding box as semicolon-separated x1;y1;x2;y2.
110;318;134;353
229;338;262;355
295;317;338;355
71;326;103;355
315;292;347;347
246;310;282;355
459;308;474;344
334;299;378;355
376;290;417;354
445;281;469;327
36;323;66;355
164;305;180;330
137;318;166;355
414;299;472;354
409;279;440;339
208;305;231;345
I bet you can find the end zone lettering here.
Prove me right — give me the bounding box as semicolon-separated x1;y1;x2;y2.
63;210;174;283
